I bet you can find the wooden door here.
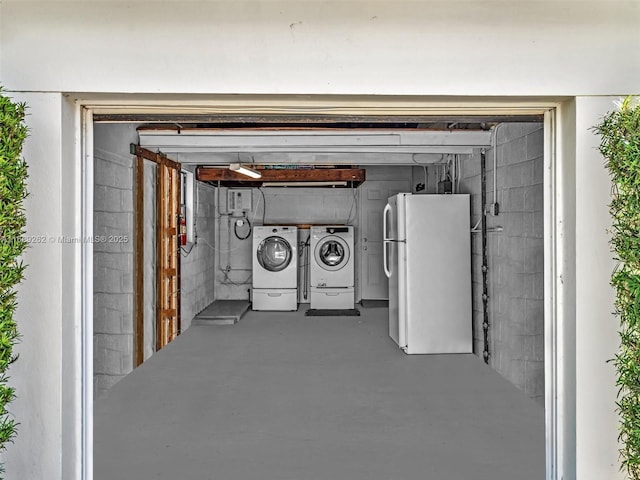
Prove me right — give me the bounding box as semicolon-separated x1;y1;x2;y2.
134;145;182;361
156;162;181;349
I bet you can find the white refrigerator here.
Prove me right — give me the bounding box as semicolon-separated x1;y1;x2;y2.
383;193;472;354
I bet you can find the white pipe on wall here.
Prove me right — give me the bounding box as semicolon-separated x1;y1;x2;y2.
491;124;504;215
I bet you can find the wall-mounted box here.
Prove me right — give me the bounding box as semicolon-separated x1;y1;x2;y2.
227;188;253;212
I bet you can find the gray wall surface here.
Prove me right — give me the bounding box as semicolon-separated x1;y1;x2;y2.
180;172;217;330
460;123;545;405
215;184;361;300
93;126;219;397
93;124;138;398
214;166;412;301
143;161;156;360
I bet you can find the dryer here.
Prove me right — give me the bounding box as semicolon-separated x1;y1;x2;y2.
309;226;355;309
252;226;298;311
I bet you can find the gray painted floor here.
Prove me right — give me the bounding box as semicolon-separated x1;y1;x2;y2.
192;300;251;325
94;307;545;480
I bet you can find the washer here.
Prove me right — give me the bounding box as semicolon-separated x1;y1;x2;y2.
252;226;298;311
309;225;355;309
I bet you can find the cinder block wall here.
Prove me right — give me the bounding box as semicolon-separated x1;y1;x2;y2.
214;166;412;300
180;174;217;330
214;186;360;300
460;123;545;405
93;124;137;397
142;161;156;361
458;154;484;359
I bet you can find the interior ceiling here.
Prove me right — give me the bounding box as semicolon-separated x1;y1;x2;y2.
119;114;543;166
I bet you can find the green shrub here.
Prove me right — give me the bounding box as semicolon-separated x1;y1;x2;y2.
0;88;28;476
595;96;640;479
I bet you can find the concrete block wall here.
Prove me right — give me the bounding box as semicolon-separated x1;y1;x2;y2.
215;165;413;301
93;147;135;398
180;174;217;330
215;184;360;300
93;124;138;398
459;123;545;405
143;161;156;360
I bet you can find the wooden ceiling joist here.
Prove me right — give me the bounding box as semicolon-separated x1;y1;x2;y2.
130;144;181;170
196;166;366;188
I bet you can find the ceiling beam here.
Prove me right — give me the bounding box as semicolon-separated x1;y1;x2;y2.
175;152;450;166
138;129;491;155
196;166;365;188
96;113;543;124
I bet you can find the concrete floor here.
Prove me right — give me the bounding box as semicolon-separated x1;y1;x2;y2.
94;306;545;480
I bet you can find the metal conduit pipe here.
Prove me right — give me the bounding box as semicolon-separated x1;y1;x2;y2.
491;123;504;215
215;182;247;284
216;180;223;275
301;232;310;301
216;183;265;287
480;149;490;364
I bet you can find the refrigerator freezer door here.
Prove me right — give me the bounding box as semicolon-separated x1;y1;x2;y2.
404;194;472;354
383;195;397;241
386;194;408;348
383;203;392;278
387;238;400;345
385;196;399;345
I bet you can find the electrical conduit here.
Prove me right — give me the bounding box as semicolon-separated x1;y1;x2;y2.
480;149;490;364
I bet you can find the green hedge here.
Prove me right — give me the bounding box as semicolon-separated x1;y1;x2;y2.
595;96;640;479
0;88;28;476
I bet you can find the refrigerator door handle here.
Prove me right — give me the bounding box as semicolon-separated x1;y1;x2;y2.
383;203;391;241
383;240;391;278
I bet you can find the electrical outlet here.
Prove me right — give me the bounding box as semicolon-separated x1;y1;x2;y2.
485;203;500;216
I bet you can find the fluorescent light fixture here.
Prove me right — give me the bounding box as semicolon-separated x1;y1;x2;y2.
229;163;262;179
262;181;348;187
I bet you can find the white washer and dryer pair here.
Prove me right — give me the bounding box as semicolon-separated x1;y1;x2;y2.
310;225;355;310
252;226;298;311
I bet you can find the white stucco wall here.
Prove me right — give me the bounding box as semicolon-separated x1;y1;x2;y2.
1;1;637;480
575;97;620;479
5;93;67;480
1;1;639;95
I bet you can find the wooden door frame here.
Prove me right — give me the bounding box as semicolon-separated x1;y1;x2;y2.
134;154;144;366
132;145;182;360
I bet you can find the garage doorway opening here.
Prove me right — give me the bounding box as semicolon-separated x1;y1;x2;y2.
83;98;563;480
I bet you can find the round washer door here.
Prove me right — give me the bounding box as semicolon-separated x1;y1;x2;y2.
257;236;293;272
314;236;350;271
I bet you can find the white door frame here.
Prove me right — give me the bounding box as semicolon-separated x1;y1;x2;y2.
78;95;568;480
80;106;94;480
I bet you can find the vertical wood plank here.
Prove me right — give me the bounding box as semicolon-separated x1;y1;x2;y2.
150;150;182;352
175;169;182;336
134;155;144;367
156;164;165;351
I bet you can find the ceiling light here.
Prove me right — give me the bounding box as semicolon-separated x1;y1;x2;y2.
229;163;262;179
261;181;348;187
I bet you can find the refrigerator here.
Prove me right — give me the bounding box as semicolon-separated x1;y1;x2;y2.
383;193;472;354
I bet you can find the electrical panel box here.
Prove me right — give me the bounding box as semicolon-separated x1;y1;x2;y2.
227;188;252;213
